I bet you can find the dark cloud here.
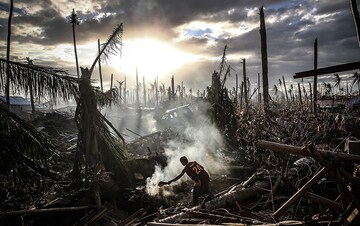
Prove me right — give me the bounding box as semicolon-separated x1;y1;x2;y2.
0;0;359;89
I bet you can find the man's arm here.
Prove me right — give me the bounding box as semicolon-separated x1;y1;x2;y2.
168;169;185;184
158;169;185;186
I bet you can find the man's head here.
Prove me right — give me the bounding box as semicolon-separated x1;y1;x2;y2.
180;156;188;166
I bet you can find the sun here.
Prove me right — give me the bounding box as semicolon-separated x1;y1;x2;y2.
109;38;198;81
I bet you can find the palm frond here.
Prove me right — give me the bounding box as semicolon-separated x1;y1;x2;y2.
0;104;59;181
95;87;120;107
352;71;359;86
0;58;79;103
90;23;123;74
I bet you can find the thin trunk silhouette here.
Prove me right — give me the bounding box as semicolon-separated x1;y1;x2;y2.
5;0;14;110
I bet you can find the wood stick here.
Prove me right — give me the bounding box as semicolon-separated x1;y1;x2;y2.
304;192;343;210
0;206;90;216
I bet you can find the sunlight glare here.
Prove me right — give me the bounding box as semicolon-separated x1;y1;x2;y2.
110;39;198;80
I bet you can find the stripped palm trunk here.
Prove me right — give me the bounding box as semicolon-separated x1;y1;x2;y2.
260;6;269;114
75;68;100;171
73;24;131;208
5;0;14;110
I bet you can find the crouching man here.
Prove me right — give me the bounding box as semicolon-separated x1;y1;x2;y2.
159;156;210;205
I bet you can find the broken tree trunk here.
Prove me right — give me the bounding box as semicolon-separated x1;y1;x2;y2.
257;140;360;164
158;180;270;223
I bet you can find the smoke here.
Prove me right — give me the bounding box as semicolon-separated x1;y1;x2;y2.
145;105;227;197
101;102;229;198
102;106;158;140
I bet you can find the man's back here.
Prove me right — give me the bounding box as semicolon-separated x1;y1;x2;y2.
184;161;210;183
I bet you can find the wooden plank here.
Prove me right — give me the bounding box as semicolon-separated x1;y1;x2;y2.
293;61;360;79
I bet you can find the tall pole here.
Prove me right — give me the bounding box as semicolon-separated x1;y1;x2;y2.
136;67;139;107
258;72;261;107
309;82;313;110
110;74;113;91
70;8;80;78
181;81;184;102
118;81;123;105
282;76;289;104
240;81;244;110
235;73;238;106
260;6;269;114
350;0;360;47
298;83;303;111
313;38;318;114
143;76;146;106
242;59;248;108
124;76;127;105
98;39;103;92
171;75;175;100
155;77;159;107
110;73;113;106
5;0;14;110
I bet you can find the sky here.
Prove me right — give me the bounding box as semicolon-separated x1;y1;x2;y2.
0;0;359;92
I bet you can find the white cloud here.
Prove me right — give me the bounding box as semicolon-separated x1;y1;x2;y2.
174;20;257;42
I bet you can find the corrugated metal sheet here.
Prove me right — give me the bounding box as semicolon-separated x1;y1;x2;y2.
0;96;31;106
